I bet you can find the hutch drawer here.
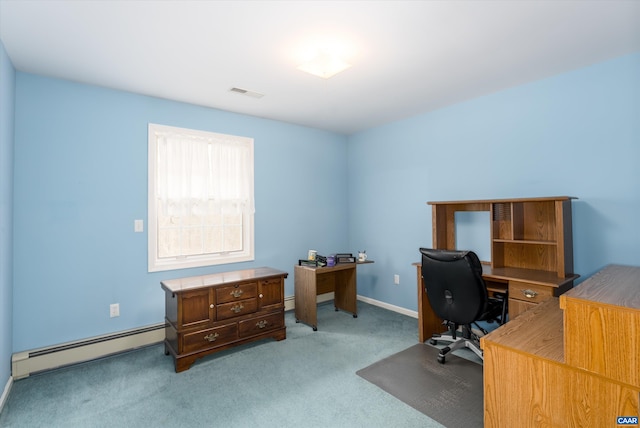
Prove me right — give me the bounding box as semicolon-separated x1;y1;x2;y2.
509;281;553;304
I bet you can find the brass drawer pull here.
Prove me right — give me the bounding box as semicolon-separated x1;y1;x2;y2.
230;289;243;298
230;303;244;313
522;289;538;299
204;332;219;342
256;320;268;329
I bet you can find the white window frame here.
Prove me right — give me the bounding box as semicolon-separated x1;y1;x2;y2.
148;123;255;272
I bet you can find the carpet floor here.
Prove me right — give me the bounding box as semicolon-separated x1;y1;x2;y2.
1;302;452;428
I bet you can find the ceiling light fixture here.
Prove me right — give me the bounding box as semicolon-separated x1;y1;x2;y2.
295;35;354;79
297;48;352;79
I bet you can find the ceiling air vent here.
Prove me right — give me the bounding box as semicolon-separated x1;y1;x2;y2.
230;87;264;99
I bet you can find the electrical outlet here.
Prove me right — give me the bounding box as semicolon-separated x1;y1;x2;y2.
394;274;400;285
110;303;120;318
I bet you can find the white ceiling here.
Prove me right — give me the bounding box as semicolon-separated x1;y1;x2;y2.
1;1;639;135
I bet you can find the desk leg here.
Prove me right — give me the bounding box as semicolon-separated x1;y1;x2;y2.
294;267;318;331
416;265;443;342
334;266;357;317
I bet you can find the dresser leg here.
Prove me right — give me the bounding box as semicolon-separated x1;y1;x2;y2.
175;356;195;373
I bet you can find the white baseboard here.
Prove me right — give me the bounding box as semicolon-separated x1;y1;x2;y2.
1;375;13;414
356;295;419;319
11;323;164;380
284;292;418;319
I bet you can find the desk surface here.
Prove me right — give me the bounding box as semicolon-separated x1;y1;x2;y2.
413;262;578;288
295;260;374;273
483;266;578;287
295;263;355;274
428;196;575;205
480;298;565;363
560;264;640;310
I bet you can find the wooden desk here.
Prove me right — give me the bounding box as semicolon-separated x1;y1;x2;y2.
416;196;579;342
480;265;640;427
414;263;577;342
294;262;372;331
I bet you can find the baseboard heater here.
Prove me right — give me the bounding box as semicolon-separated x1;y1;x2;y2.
10;295;328;380
11;292;403;379
284;292;334;312
11;323;165;379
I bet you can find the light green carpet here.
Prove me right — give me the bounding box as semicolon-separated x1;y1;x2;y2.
0;302;449;428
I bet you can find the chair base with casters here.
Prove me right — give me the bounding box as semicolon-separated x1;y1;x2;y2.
429;322;488;363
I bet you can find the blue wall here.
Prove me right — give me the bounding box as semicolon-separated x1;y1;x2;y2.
348;53;640;311
6;52;640;356
12;74;348;352
0;41;15;393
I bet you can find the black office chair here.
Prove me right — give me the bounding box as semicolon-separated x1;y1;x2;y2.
419;248;507;364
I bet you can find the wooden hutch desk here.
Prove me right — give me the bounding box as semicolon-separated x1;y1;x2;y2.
415;196;579;342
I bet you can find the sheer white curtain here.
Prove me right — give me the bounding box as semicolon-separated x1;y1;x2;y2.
208;134;255;215
148;123;255;271
156;132;254;219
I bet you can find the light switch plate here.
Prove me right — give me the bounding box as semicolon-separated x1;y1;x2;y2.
110;303;120;318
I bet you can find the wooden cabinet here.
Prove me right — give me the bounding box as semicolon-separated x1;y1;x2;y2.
428;196;578;320
161;267;287;372
481;265;640;427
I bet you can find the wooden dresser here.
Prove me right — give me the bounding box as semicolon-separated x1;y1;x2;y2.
161;267;288;372
481;265;640;427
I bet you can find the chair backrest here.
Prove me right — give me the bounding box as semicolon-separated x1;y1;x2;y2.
419;248;489;325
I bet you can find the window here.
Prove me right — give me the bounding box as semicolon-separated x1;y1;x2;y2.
148;123;254;272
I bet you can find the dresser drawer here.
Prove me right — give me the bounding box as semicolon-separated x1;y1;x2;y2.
217;299;258;320
182;323;237;354
238;312;284;338
509;281;553;304
216;282;258;304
